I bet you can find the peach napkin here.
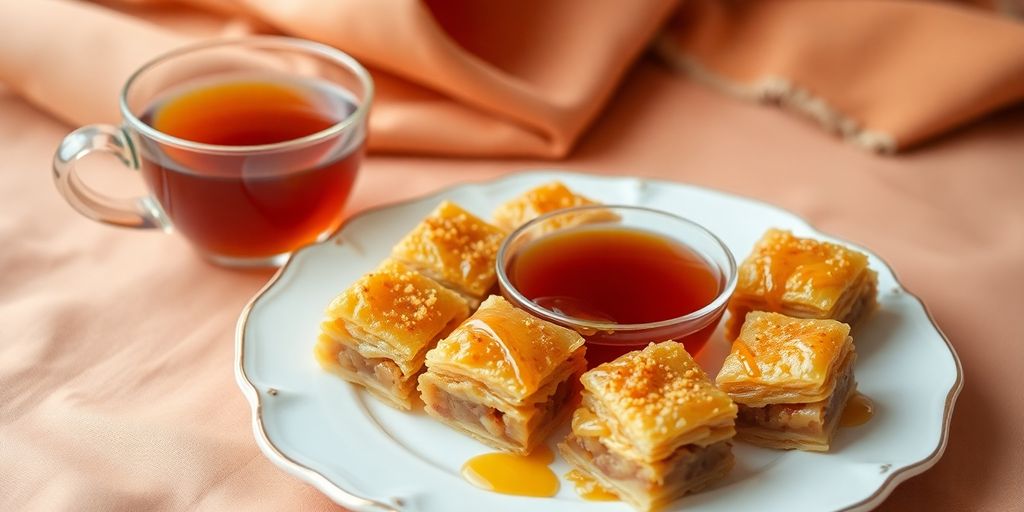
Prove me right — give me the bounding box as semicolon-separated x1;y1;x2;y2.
0;0;1022;157
657;0;1024;153
0;0;676;158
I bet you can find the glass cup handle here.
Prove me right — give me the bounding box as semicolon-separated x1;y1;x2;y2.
53;124;170;230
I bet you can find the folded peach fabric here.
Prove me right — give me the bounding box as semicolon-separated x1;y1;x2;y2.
657;0;1024;153
0;0;676;158
0;0;1021;158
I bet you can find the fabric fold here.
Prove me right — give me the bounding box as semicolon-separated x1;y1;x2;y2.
657;0;1024;152
0;0;1022;156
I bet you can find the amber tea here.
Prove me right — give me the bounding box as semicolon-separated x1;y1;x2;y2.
138;75;363;259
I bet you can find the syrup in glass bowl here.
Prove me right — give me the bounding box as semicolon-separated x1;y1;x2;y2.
498;205;736;367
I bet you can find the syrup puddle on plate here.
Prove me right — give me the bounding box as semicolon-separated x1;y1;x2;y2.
565;469;619;501
461;445;559;497
840;392;874;427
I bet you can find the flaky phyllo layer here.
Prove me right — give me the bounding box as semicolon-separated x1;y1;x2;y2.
491;180;619;235
717;312;854;406
559;342;737;511
391;201;506;305
717;312;858;451
419;296;586;454
315;259;469;410
578;342;737;462
726;228;877;338
734;351;857;451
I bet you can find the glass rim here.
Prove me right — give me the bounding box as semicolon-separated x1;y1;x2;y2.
119;36;374;154
496;204;738;332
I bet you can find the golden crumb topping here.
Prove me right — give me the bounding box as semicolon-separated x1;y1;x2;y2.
391;201;505;297
518;181;595;213
425;295;585;400
491;181;600;231
327;259;469;359
734;229;871;311
581;342;735;449
716;312;852;398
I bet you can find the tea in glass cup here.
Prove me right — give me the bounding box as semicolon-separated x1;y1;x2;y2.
53;37;373;267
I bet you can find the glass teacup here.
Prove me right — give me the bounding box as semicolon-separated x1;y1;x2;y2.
52;37;373;267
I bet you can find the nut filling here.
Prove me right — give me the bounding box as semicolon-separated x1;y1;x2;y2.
736;354;856;436
569;434;733;489
336;342;411;395
425;378;574;443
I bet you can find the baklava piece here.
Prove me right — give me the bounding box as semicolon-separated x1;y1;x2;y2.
559;341;737;512
492;180;618;234
315;259;470;410
726;228;878;339
391;201;506;308
716;312;857;451
418;295;586;455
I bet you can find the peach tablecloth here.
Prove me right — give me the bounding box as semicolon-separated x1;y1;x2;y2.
2;59;1023;510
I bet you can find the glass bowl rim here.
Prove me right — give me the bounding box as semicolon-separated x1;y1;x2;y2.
495;204;738;332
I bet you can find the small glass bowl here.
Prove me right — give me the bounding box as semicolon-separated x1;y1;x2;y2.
496;205;737;366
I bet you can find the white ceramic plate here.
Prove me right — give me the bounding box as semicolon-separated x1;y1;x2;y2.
236;171;962;512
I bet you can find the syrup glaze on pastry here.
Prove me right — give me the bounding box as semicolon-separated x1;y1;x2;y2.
315;258;469;410
717;312;858;451
419;296;586;455
727;229;877;339
491;180;615;233
559;342;737;511
392;201;506;306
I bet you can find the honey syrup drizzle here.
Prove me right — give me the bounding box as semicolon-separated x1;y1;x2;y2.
571;408;610;438
840;392;874;427
733;340;762;378
461;445;559;497
757;230;859;310
565;470;619;501
462;317;525;384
